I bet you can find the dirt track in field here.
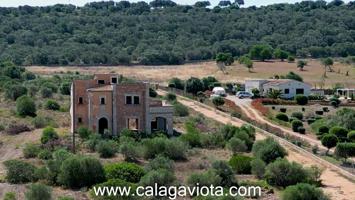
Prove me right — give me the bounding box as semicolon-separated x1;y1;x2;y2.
158;90;355;200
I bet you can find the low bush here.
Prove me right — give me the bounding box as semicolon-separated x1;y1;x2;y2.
5;123;31;135
180;121;201;147
23;143;41;158
96;140;118;158
295;95;308;105
291;112;303;120
173;102;189;117
317;126;329;136
187;170;222;187
264;159;307;187
41;126;59;144
291;120;303;132
329;126;348;141
40;87;53;98
251;158;266;178
44;99;60;110
297;127;306;134
105;162;145;183
4;160;37;183
58;156;105;189
3;192;16;200
77;127;92;139
145;155;174;172
149;88;158;97
34;166;50;181
348;131;355;142
140;169;176;187
16;95;36;117
227;137;247;153
335;142;355;161
211;160;235;187
25;183;52;200
165;92;177;102
252;137;287;163
85;134;102;151
321;134;338;152
32;116;55;128
142;137;187;160
119;139;141;162
322;107;329;112
282;183;329;200
38;149;53;160
229;154;253;174
58;197;75;200
276;113;289;122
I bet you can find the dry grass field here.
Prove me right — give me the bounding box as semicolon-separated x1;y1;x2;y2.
27;59;355;88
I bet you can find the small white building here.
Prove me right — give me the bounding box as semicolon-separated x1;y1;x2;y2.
245;79;311;99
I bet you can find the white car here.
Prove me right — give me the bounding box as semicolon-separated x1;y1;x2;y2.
236;91;253;99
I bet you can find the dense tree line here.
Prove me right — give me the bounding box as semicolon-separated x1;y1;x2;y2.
0;0;355;65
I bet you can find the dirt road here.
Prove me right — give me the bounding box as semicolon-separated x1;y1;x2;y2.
158;90;355;200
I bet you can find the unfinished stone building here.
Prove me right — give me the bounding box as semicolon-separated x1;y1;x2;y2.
70;74;173;135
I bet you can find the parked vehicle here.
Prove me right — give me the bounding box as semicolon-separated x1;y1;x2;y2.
236;91;253;99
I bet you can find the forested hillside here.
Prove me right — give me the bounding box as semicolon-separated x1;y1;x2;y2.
0;0;355;66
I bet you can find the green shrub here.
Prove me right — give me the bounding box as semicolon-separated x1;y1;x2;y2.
291;120;303;132
212;96;225;107
4;160;37;183
23;143;40;158
77;127;92;139
58;156;105;188
40;87;53;98
227;137;247;153
329;126;348;141
173;102;189;116
44;99;60;110
142;137;187;160
168;77;184;90
119;139;141;162
139;169;175;186
282;183;330;200
86;134;102;151
291;112;303;120
252;137;287;163
96;140;118;158
165;92;176;101
25;183;52;200
233;130;254;150
321;134;338;152
105;162;145;183
59;82;71;95
38;149;53;160
41;126;59;144
32;116;54;128
317;125;329;136
297;127;306;134
16;95;36;117
57;197;74;200
180;121;201;147
145;155;174;172
211;160;235;187
276;113;289;122
348;131;355;142
251;158;266;178
3;192;16;200
187;170;222;187
229;154;253;174
5;85;27;101
265;159;307;187
34;166;49;181
295;95;308;105
335;142;355;161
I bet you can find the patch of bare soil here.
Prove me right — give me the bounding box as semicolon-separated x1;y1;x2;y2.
27;59;355;87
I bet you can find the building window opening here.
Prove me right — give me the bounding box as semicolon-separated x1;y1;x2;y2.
296;88;304;94
78;97;83;104
111;77;117;84
98;80;105;84
126;96;132;104
284;89;290;94
78;117;82;123
134;96;140;105
100;97;106;105
128;118;138;130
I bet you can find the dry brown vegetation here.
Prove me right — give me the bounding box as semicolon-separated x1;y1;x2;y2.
27;59;355;88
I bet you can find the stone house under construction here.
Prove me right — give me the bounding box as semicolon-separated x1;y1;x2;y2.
70;74;173;135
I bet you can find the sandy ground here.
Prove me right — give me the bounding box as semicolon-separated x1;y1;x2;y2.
159;90;355;200
26;60;355;87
